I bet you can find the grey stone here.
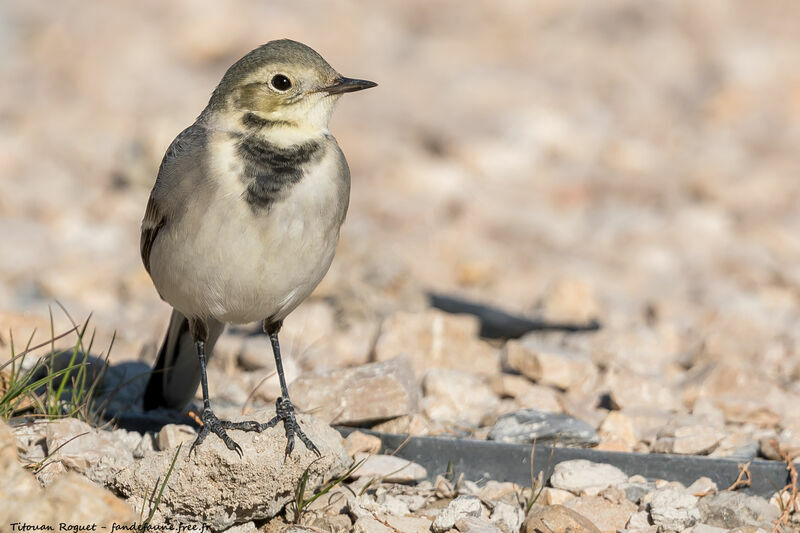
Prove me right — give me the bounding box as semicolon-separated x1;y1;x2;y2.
649;487;701;531
697;491;780;529
488;409;598;446
112;407;350;531
618;481;657;504
549;460;628;495
432;495;483;533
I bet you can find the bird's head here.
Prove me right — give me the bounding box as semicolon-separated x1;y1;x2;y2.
205;39;376;134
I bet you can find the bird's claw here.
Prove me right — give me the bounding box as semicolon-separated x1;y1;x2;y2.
266;396;320;457
190;408;248;458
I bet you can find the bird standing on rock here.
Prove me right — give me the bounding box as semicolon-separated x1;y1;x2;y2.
140;39;376;456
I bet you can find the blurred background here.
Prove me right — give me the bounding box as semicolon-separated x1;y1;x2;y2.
1;1;799;388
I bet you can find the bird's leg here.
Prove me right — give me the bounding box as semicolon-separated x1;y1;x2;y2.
189;318;264;458
261;319;320;457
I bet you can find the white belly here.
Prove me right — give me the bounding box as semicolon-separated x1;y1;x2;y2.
149;142;346;324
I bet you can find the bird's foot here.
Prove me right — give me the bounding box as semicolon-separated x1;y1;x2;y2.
190;408;266;458
264;396;320;457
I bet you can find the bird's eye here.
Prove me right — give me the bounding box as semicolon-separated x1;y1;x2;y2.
270;74;292;92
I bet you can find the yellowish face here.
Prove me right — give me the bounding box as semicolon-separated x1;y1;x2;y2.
230;63;341;129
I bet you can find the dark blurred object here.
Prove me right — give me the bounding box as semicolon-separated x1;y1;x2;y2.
428;292;601;339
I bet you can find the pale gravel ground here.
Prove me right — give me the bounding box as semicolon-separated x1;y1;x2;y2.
2;1;800;454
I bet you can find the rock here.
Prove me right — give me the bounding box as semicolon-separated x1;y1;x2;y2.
432;495;483;533
422;368;500;426
505;339;598;393
157;423;196;450
697;491;780;529
617;480;657;504
490;373;539;399
0;450;135;528
455;516;503;533
381;514;432;533
652;416;724;455
374;310;500;378
475;481;520;504
1;419;18;465
490;501;524;532
541;278;601;324
514;384;564;414
304;513;352;532
686;477;717;496
597;411;637;452
606;367;680;412
12;420;49;463
563;493;637;532
648;487;701;531
45;417;133;475
371;413;432;436
350;453;427;483
550;460;628;495
695;364;782;426
489;410;598;446
759;423;800;460
343;430;382;457
133;432;156;458
540;487;576;506
524;504;601;533
223;522;258;533
626;510;653;529
112;407;350;531
684;525;727;533
354;516;393;533
290;356;420;425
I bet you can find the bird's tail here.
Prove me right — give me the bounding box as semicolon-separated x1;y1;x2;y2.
142;308;225;411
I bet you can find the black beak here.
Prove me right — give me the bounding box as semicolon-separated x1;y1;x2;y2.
321;77;377;95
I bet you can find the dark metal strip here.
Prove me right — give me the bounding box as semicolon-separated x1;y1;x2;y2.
340;429;796;498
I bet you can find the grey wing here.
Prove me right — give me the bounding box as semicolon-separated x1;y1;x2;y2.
139;124;208;274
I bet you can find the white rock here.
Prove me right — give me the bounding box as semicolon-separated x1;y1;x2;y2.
432;495;483;533
550;460;628;495
351;453;427;483
490;501;524;532
649;487;701;531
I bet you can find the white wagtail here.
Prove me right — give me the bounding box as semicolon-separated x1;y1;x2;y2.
140;39;376;456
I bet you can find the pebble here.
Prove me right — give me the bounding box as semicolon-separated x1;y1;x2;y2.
505;338;598;393
648;487;701;531
550;460;628;496
488;409;598;446
431;495;483;533
350;453;428;483
343;430;383;457
697;491;780;530
290;356;420;425
423;368;500;426
156;423;196;450
524;504;601;533
374;310;500;378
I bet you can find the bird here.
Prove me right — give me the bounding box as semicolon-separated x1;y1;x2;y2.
139;39;376;457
